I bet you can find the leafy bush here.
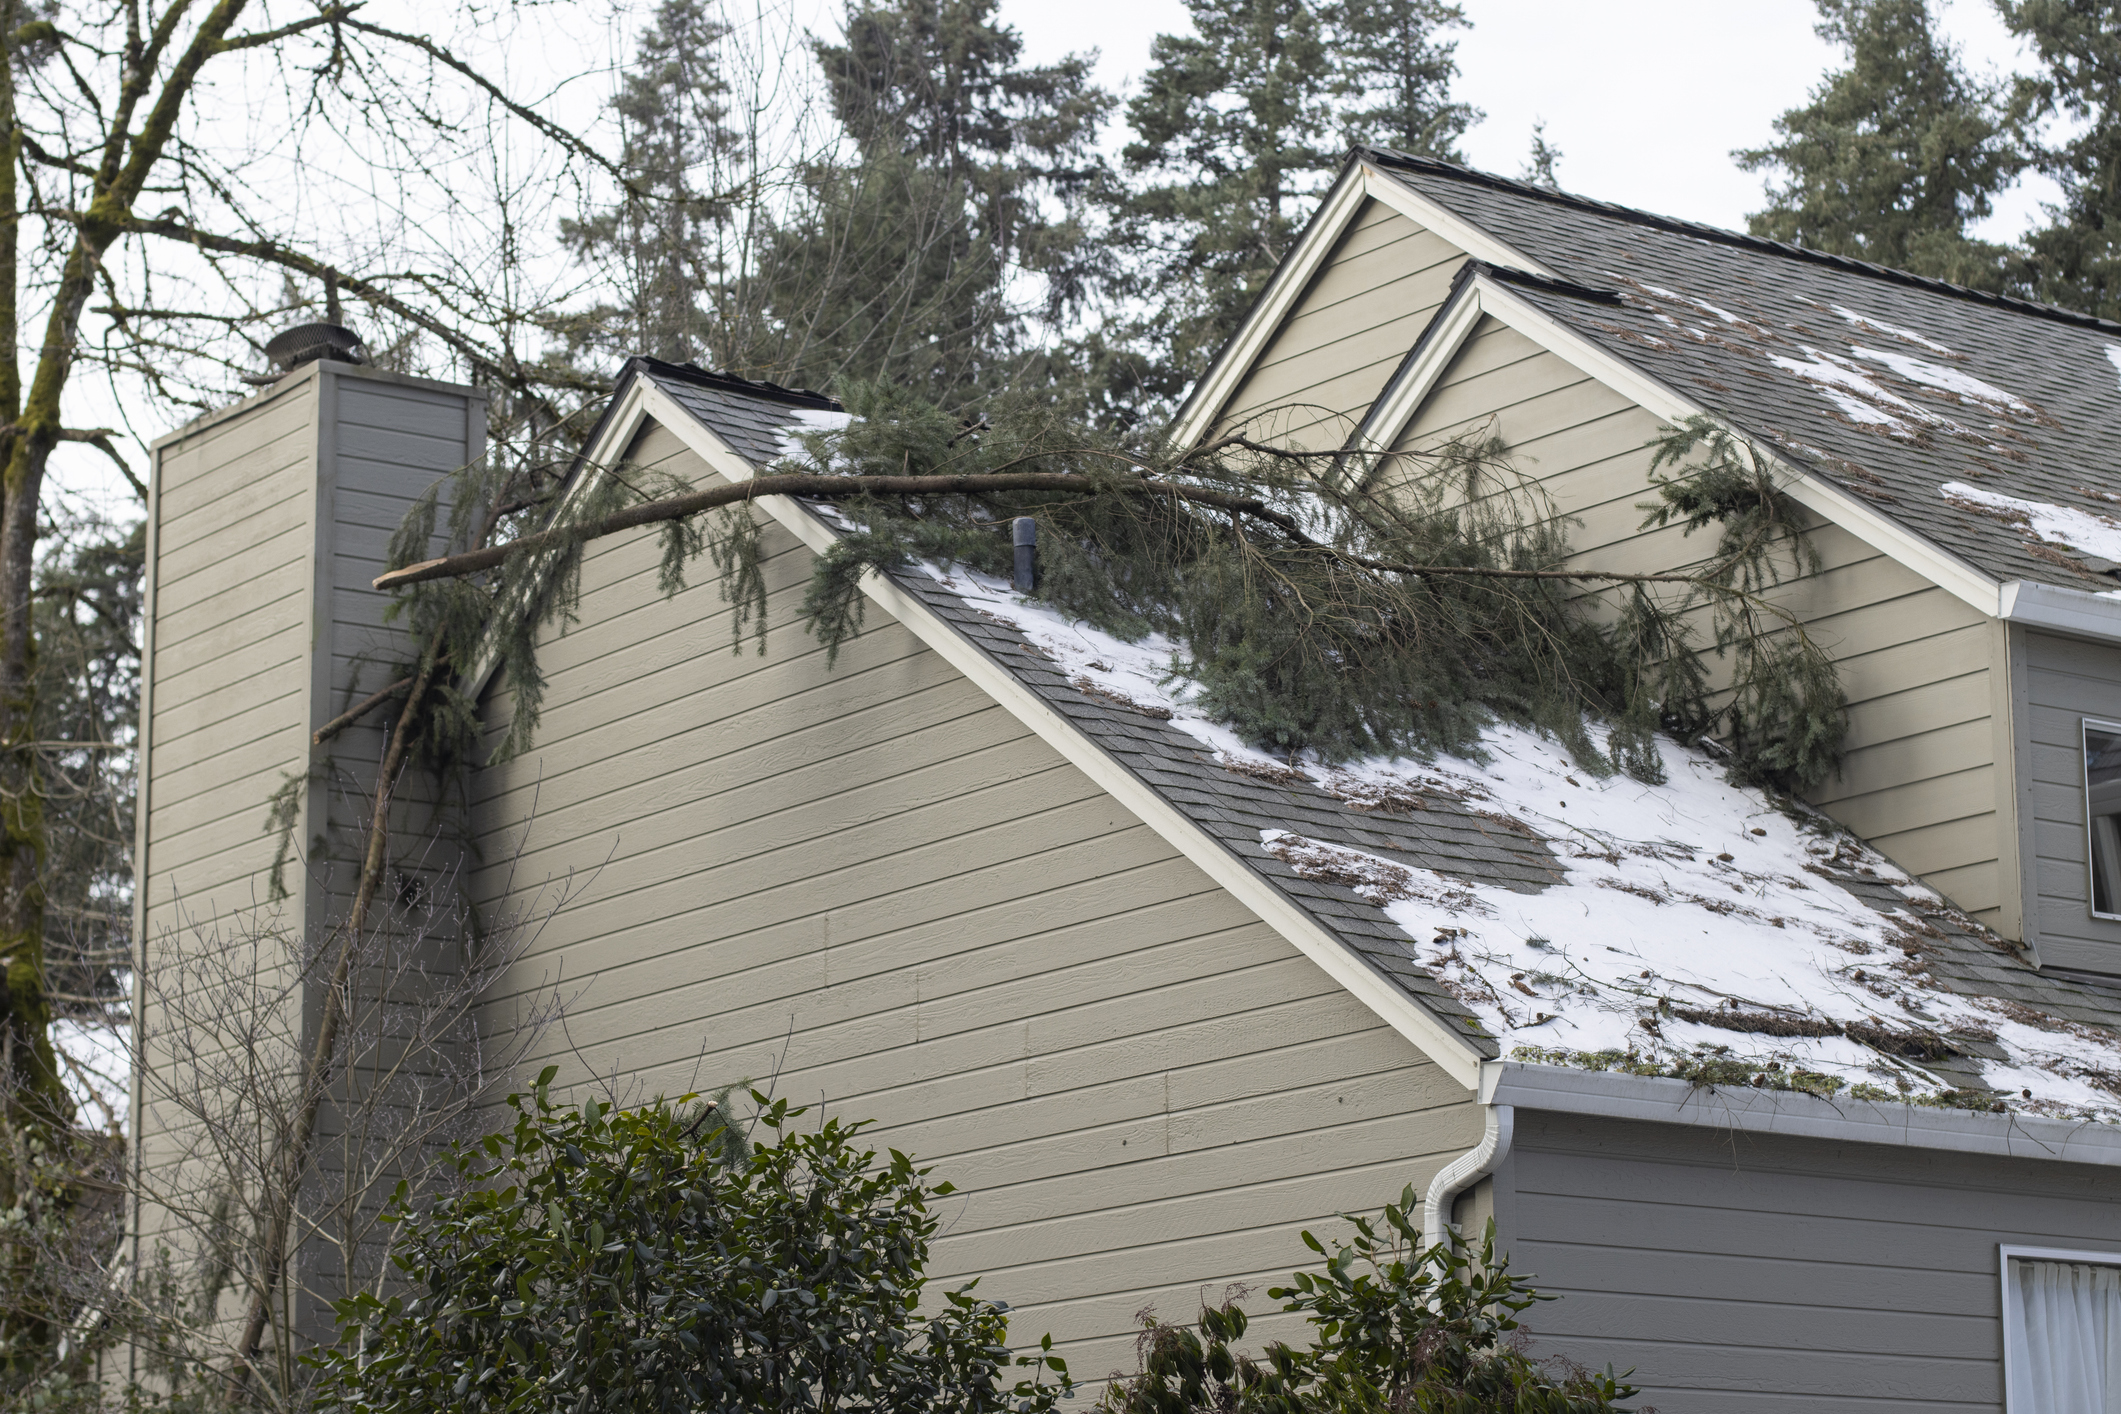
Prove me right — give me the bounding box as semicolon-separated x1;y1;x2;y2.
312;1073;1070;1414
1099;1186;1636;1413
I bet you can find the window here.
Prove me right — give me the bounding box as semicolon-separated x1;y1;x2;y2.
2085;719;2121;919
2003;1246;2121;1412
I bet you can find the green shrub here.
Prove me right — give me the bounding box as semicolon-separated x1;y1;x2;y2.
312;1073;1069;1414
1099;1186;1636;1413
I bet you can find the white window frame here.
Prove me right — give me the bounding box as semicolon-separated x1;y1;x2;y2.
2000;1243;2121;1412
2084;717;2121;921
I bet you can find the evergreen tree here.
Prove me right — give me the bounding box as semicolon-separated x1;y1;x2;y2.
1329;0;1479;158
1736;0;2024;288
1522;118;1563;190
562;0;740;364
751;0;1111;406
1997;0;2121;320
1110;0;1475;413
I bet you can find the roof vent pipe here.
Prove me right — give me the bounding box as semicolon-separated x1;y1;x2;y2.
1012;517;1037;593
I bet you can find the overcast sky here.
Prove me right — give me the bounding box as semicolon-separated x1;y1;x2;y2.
1000;0;2056;240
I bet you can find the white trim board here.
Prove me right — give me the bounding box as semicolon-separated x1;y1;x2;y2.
630;380;1491;1089
1170;156;1555;451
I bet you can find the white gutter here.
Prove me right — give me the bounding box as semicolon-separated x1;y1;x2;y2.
1998;579;2121;645
1423;1103;1514;1249
1486;1060;2121;1167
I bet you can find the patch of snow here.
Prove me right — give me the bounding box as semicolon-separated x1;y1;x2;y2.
1642;282;1744;327
775;407;854;460
1831;305;1956;356
2107;346;2121;392
946;565;2121;1122
1770;346;1937;437
1941;481;2121;563
1849;346;2032;417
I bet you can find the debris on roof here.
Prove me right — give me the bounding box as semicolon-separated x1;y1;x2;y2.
924;558;2121;1124
1942;481;2121;571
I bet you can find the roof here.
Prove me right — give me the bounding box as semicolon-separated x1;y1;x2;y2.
1362;150;2121;595
646;366;2121;1127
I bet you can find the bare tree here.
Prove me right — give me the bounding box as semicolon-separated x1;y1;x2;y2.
0;0;643;1130
4;785;575;1410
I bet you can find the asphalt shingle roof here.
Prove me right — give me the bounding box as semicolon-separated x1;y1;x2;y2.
1369;150;2121;593
651;366;2121;1091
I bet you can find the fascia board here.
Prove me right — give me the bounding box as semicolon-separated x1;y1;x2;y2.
1171;163;1373;449
1456;277;2004;618
1348;278;1485;455
1998;580;2121;645
1354;160;1557;277
1483;1060;2121;1168
639;381;1489;1090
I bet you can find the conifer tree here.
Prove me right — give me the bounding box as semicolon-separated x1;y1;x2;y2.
1111;0;1475;412
1522;118;1563;191
562;0;740;364
1997;0;2121;320
751;0;1111;406
1328;0;1479;158
1736;0;2024;288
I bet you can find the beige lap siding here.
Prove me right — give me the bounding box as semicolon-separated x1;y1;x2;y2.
1214;200;1469;453
469;421;1481;1378
1389;316;2007;928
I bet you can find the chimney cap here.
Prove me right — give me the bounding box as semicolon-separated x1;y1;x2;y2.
264;322;366;373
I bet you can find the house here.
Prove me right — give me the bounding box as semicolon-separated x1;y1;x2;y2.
129;152;2121;1411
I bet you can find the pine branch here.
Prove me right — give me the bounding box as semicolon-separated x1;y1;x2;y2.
372;468;1713;593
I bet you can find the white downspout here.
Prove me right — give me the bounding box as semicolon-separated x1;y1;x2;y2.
1423;1103;1514;1250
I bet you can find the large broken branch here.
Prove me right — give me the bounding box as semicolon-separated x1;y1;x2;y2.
372;470;1711;592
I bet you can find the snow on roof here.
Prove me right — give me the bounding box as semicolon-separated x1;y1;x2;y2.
1941;481;2121;566
923;560;2121;1124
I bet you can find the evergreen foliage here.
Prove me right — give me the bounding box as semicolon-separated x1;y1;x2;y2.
1521;119;1563;191
1997;0;2121;320
311;1075;1071;1414
560;0;740;365
763;0;1112;405
1108;0;1475;410
394;394;1846;795
1735;0;2025;288
27;511;139;1044
1097;1188;1636;1413
1325;0;1480;160
566;0;1111;408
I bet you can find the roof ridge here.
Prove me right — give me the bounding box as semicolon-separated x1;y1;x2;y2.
1363;147;2121;338
625;355;843;412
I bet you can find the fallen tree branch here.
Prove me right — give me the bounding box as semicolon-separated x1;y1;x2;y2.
372;470;1712;593
311;675;413;745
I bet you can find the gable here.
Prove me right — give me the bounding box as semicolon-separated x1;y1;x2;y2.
1213;199;1465;451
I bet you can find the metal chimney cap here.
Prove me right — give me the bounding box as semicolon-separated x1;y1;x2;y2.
265;322;367;373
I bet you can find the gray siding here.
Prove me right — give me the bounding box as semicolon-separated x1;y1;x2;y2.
1215;200;1467;451
1389;316;2009;927
468;420;1480;1376
133;363;487;1357
2022;627;2121;972
1500;1108;2121;1412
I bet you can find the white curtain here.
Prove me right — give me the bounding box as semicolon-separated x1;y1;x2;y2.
2009;1259;2121;1413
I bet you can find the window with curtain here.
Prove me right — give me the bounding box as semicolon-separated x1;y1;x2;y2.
2005;1252;2121;1413
2084;719;2121;918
